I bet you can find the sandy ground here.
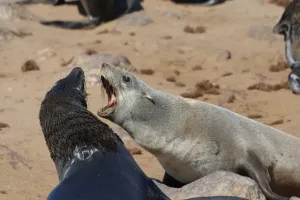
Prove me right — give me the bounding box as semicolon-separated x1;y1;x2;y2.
0;0;298;199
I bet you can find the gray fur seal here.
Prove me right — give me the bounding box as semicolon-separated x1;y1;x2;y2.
39;67;245;200
273;0;300;94
97;63;300;200
39;67;170;200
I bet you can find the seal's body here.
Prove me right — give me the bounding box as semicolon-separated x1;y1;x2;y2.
273;0;300;94
97;63;300;200
14;0;143;29
38;67;170;200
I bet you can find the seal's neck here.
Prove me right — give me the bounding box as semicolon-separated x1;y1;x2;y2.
118;87;190;154
285;27;300;69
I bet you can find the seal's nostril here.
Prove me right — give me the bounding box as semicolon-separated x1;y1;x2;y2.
101;63;109;69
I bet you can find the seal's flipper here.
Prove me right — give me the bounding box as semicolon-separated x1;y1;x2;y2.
40;20;101;30
162;172;185;188
171;0;225;6
243;151;288;200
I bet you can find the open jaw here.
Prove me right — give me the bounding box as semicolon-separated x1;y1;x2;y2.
98;76;118;116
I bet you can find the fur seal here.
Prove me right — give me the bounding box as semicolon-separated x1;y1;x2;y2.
170;0;225;6
273;0;300;94
15;0;144;29
97;63;300;200
38;67;171;200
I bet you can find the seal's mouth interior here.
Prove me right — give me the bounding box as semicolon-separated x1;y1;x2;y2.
100;76;117;113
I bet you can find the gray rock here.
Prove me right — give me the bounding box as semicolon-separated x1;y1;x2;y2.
115;11;153;29
61;53;136;86
0;3;41;21
154;171;265;200
247;24;280;42
0;20;31;43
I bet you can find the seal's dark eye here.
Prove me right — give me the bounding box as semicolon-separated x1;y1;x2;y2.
123;75;130;82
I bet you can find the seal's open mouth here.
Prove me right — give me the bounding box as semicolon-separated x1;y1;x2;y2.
99;76;117;115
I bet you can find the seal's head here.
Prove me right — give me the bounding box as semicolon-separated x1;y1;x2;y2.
45;67;87;106
39;67;119;165
97;63;156;124
273;0;300;69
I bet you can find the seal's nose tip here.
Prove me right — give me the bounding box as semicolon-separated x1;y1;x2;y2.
101;63;109;69
70;67;85;79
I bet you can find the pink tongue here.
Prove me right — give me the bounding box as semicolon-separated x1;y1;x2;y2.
108;94;116;106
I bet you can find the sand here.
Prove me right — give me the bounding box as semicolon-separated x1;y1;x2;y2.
0;0;298;199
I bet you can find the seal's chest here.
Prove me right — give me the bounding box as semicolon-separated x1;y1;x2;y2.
156;141;223;183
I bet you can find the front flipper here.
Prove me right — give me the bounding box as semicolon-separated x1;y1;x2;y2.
162;171;185;188
40;19;101;30
242;151;289;200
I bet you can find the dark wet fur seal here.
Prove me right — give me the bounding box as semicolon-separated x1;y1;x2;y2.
97;63;300;200
273;0;300;94
170;0;225;6
38;67;171;200
15;0;144;29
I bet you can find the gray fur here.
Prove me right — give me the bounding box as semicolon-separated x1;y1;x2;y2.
273;0;300;94
97;63;300;200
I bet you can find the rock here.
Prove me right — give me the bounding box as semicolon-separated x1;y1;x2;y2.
61;53;136;86
0;3;41;21
21;60;40;72
35;48;56;62
227;95;235;103
128;147;142;155
115;11;153;30
140;69;155;75
184;25;206;34
154;171;265;200
0;122;9;131
269;61;288;72
247;25;279;42
0;20;31;43
217;50;231;61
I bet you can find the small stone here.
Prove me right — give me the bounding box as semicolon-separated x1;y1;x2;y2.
181;89;203;99
269;61;288;72
162;35;172;40
85;49;97;55
247;114;263;119
129;147;142;155
227;95;235;103
222;72;233;77
217;50;232;61
175;82;186;87
166;76;176;82
60;57;74;67
269;119;284;125
174;70;180;76
184;25;205;34
192;65;203;71
35;48;56;62
0;190;7;194
21;60;40;72
140;69;154;75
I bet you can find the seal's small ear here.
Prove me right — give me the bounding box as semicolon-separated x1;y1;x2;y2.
142;91;155;105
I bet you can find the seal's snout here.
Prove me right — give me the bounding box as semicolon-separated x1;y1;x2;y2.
288;68;300;94
50;67;86;96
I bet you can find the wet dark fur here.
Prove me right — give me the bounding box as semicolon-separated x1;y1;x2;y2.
16;0;144;30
